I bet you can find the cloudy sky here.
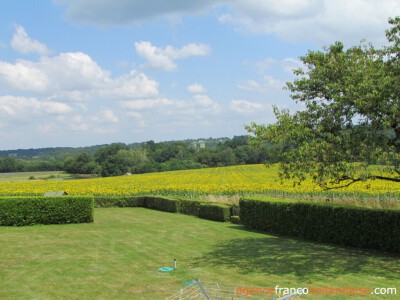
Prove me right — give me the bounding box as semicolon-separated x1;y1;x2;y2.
0;0;399;150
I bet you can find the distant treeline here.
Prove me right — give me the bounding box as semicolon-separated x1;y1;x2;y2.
0;157;64;173
0;136;277;176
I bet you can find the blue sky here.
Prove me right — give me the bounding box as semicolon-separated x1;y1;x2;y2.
0;0;399;150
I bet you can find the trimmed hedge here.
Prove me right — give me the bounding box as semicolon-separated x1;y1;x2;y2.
198;203;231;222
0;196;94;226
95;196;144;208
94;195;232;222
142;196;178;213
176;199;203;216
240;198;400;253
230;215;241;224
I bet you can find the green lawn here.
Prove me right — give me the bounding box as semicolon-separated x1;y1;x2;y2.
0;208;398;299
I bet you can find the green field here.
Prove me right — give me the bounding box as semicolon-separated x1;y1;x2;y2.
0;208;398;299
0;171;72;182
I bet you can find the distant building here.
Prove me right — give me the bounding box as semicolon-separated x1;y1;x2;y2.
191;141;206;150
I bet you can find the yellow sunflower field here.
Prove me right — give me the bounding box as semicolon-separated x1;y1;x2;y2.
0;164;399;199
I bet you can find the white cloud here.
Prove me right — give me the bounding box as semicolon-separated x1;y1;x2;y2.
121;98;174;110
164;43;211;59
0;60;49;92
69;115;90;131
282;58;302;74
37;123;58;134
187;83;207;94
126;111;146;131
56;0;399;46
238;75;283;95
41;101;73;114
120;95;221;130
0;40;162;148
135;41;176;71
231;0;323;19
38;52;110;93
91;109;119;123
0;96;72;118
11;25;51;56
222;0;400;45
135;41;211;71
0;52;158;100
100;70;159;100
229;99;264;115
193;94;219;110
252;58;277;74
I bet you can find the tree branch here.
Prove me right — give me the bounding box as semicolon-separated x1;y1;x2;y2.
372;175;400;182
324;174;400;190
324;177;363;190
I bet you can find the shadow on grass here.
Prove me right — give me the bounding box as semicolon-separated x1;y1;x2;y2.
191;225;400;282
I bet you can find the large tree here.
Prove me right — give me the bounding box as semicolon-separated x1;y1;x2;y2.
246;17;400;189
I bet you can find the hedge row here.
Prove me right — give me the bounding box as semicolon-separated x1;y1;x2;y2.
94;195;231;222
239;198;400;253
0;196;94;226
95;196;144;208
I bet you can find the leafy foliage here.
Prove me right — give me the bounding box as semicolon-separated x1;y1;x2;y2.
247;17;400;188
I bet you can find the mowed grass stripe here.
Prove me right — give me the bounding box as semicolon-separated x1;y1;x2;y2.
0;208;399;299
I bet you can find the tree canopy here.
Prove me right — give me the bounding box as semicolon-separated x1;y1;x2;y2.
246;17;400;189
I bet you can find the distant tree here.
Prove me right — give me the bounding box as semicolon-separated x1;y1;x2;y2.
81;161;102;175
151;142;192;163
63;152;100;174
63;157;78;174
100;156;126;177
94;144;128;177
225;135;249;148
76;152;91;165
195;149;219;167
94;143;127;163
114;148;150;173
0;157;18;172
218;147;236;166
160;158;203;171
234;146;249;164
144;140;157;153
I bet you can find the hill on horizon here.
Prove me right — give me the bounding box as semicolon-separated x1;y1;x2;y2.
0;137;233;160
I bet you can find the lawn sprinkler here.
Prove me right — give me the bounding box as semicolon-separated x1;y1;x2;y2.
158;266;173;272
158;258;177;272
